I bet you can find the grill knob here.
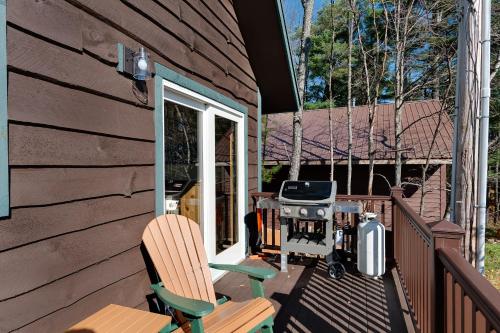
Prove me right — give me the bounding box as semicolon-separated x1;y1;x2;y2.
283;207;291;215
299;208;308;216
316;209;325;217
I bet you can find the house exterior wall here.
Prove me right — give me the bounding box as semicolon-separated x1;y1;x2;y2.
0;1;258;331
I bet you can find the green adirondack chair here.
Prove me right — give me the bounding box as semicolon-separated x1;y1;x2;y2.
142;214;277;333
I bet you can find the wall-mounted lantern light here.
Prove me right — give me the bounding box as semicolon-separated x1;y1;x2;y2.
117;44;153;81
133;47;152;81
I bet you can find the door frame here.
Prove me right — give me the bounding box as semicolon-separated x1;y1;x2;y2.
154;64;248;276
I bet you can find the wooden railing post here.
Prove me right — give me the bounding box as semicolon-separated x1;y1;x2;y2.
390;187;403;261
430;219;465;333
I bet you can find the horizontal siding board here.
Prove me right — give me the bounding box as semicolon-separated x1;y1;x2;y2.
8;73;154;141
201;0;244;46
126;0;255;84
10;166;154;207
69;0;256;105
7;0;83;50
7;27;154;108
12;270;151;333
78;9;232;106
180;0;248;57
218;0;238;22
165;0;253;79
122;0;256;93
9;124;154;166
0;246;146;332
0;191;154;251
0;212;153;300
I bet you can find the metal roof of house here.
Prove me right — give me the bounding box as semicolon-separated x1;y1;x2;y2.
233;0;300;113
264;100;453;165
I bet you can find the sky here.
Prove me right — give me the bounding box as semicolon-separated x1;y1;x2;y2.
283;0;329;32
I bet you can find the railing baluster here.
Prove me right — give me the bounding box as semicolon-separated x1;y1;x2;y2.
263;207;268;245
271;208;276;247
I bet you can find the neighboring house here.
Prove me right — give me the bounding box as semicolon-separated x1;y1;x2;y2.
0;1;299;332
263;100;453;221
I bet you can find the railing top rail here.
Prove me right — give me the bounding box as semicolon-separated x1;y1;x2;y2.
438;247;500;330
251;192;391;201
336;194;391;201
392;194;432;240
251;192;277;199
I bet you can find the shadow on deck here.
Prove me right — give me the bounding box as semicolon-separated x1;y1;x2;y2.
214;256;407;333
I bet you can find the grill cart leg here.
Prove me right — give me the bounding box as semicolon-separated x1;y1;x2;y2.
327;222;346;279
280;216;288;272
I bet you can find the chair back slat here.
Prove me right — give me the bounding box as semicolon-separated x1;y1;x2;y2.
143;215;217;304
185;215;216;302
175;215;210;301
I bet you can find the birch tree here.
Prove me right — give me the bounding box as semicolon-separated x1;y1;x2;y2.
289;0;315;181
352;0;390;195
451;0;482;263
347;0;355;195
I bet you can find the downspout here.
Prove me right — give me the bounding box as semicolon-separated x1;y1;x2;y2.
476;0;491;274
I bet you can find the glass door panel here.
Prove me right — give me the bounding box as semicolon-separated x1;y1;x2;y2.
164;100;202;224
214;115;238;254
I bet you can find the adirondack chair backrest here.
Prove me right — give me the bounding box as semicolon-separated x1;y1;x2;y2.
142;214;217;305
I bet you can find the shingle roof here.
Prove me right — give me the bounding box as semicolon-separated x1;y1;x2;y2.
263;100;453;164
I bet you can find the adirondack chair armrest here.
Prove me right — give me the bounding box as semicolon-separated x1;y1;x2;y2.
208;263;277;280
151;283;214;318
209;263;277;298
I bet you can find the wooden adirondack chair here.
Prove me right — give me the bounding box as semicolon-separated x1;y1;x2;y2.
142;214;277;333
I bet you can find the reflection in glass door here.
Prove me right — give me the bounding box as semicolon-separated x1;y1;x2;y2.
164;100;202;224
214;115;238;254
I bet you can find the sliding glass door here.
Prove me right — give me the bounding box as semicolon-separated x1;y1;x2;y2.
162;82;245;275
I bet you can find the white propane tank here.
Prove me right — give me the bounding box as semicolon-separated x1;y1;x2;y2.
357;212;385;278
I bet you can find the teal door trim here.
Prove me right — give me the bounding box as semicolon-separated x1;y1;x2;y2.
153;63;248;216
257;89;262;192
154;67;165;217
0;0;9;217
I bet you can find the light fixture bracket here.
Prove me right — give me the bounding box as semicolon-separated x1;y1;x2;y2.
116;43;153;80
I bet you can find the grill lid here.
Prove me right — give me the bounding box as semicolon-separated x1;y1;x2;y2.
279;181;336;203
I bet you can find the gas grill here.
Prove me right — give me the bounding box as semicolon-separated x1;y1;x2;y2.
278;180;362;279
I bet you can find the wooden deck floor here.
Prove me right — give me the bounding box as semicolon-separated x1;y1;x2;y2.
214;255;407;333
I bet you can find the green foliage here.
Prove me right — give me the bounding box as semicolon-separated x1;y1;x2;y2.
304;99;334;110
290;0;460;108
262;165;282;184
485;241;500;289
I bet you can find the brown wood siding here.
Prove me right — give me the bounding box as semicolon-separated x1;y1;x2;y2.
1;0;258;331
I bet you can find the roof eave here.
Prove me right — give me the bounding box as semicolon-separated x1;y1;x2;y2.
233;0;300;114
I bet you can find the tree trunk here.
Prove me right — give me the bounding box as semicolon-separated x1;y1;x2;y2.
432;10;443;100
347;2;354;195
393;0;404;187
452;0;482;264
496;158;499;224
329;28;336;181
368;103;376;196
289;0;314;181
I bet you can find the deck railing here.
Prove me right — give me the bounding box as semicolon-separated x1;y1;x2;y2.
438;247;500;332
392;187;436;333
252;187;500;333
391;187;500;333
251;192;392;249
251;192;280;249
